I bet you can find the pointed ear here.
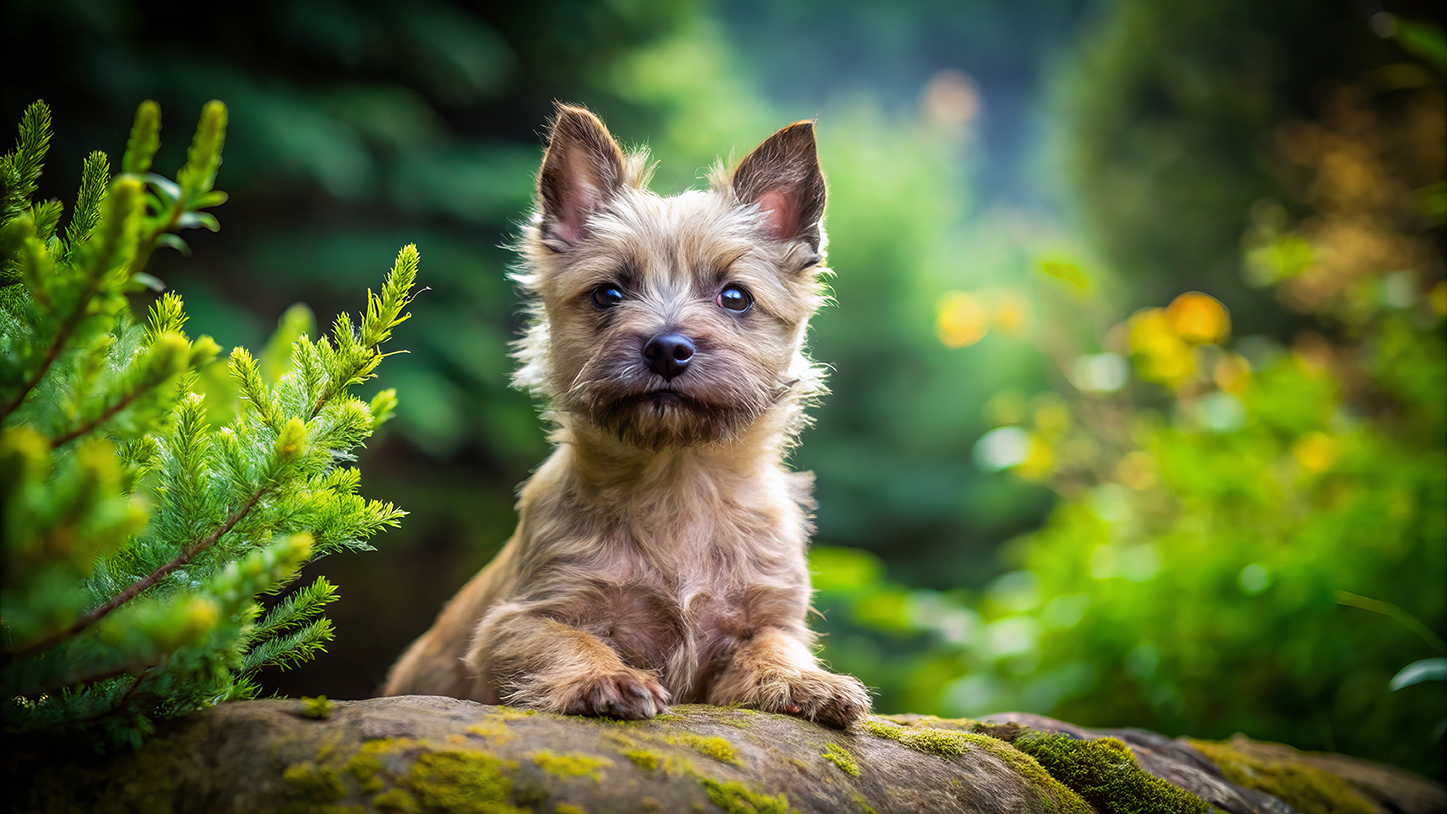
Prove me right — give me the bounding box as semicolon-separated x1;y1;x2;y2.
538;103;627;251
730;120;826;250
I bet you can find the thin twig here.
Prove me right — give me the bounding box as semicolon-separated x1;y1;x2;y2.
0;319;74;423
4;486;269;661
50;380;154;448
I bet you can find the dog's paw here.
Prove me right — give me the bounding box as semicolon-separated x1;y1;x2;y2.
780;669;872;729
537;668;672;720
724;668;871;729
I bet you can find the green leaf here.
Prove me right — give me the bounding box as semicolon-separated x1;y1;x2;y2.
121;101;161;175
142;173;180;206
126;272;167;293
1392;17;1447;73
1391;658;1447;691
176;211;220;232
155;233;191;256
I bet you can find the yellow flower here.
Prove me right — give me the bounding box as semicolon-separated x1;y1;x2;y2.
937;291;989;348
1128;308;1194;384
1292;431;1336;473
1167;292;1231;344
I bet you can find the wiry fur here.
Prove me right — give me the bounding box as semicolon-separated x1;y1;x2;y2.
382;103;870;729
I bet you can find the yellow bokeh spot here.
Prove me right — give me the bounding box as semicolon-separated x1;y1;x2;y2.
1128;308;1195;384
186;597;221;633
1117;451;1158;490
983;390;1028;426
1167;292;1231;344
1214;353;1252;394
1431;280;1447;318
1292;431;1336;473
1013;434;1055;480
937;291;989;348
1033;402;1072;434
991;291;1030;337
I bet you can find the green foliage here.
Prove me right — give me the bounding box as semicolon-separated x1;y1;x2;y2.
811;51;1446;776
0;100;417;748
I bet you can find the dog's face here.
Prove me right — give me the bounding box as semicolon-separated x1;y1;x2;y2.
513;106;830;450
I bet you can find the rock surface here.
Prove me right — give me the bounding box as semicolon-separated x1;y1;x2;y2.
6;696;1443;814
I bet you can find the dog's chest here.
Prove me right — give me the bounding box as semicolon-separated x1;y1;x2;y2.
590;519;801;691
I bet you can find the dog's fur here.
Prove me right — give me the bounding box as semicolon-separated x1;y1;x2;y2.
381;103;870;728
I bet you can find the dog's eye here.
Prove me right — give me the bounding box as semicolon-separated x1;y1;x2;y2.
716;284;753;313
591;285;624;309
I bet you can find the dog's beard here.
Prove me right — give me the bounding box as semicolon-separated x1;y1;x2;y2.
558;339;783;450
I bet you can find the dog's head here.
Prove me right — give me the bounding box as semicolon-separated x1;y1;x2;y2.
513;104;830;450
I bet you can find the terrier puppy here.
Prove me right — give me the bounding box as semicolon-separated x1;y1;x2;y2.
382;103;870;728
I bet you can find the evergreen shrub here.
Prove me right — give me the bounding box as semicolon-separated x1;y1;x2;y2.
0;100;418;748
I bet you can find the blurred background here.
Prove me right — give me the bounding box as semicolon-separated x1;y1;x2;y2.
4;0;1443;779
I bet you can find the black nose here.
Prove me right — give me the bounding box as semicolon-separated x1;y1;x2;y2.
643;333;695;380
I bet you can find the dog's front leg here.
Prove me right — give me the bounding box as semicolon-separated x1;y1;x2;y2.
468;603;671;719
708;626;871;729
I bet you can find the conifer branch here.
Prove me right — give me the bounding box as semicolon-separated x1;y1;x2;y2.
0;177;145;424
5;485;270;661
128;101;227;277
48;334;191;448
309;244;420;418
80;671;151;724
2;100;414;747
0;320;70;422
50;396;136;448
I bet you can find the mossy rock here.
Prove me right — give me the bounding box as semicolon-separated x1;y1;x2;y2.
5;698;1442;814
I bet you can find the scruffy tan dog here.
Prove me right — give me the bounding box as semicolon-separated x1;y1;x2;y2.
382;103;870;729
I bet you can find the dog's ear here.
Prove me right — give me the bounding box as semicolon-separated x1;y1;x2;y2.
538;103;627;251
731;121;826;251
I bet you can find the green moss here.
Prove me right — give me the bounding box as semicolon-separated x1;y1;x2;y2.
850;791;879;814
555;804;586;814
653;712;685;722
640;796;664;811
625;749;663;770
955;733;1091;814
700;778;791;814
1015;734;1211;814
527;750;614;782
666;732;741;765
1187;740;1376;814
405;750;525;814
862;719;972;756
300;695;336;719
467;720;516;744
372;787;420;814
344;750;385;793
283;761;346;803
821;743;860;776
601;731;639;749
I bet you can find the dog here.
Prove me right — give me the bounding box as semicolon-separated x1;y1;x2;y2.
382;103;870;729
